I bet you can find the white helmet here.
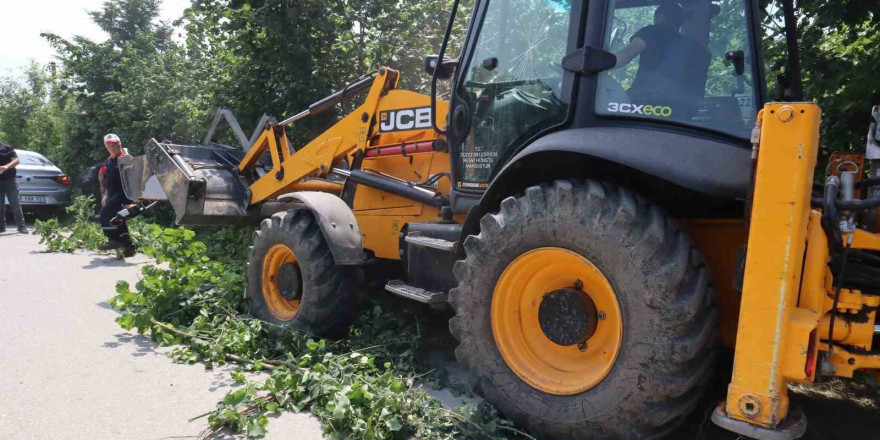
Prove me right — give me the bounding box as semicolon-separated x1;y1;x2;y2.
104;133;121;145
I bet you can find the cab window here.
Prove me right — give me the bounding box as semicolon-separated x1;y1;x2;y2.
596;0;757;139
455;0;573;189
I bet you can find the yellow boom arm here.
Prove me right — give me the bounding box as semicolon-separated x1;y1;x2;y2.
238;67;417;205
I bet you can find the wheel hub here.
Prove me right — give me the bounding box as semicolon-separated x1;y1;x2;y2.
261;243;301;321
538;288;598;346
277;262;302;301
491;247;623;395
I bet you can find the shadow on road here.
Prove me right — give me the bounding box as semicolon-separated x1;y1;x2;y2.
96;300;122;314
104;330;240;394
105;332;161;358
83;256;142;269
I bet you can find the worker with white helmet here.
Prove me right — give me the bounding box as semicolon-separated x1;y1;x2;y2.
97;133;135;256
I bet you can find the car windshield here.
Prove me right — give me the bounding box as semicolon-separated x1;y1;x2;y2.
18;152;54;167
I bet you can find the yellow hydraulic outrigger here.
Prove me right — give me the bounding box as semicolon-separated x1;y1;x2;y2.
712;103;880;437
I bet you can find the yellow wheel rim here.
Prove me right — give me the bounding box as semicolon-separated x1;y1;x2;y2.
491;247;623;395
262;244;300;321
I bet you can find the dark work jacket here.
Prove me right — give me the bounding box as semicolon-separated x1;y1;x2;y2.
0;143;17;181
104;155;126;196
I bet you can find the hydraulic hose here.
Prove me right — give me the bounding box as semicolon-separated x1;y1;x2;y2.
834;197;880;211
826;237;853;358
811;176;880;209
820;176;844;256
811;193;880;211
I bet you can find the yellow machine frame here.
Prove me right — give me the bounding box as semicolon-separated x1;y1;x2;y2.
237;84;880;417
717;103;880;431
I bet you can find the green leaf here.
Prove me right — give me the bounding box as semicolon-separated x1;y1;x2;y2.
390;380;405;393
387;417;402;431
115;280;131;294
116;313;135;330
247;417;266;438
230;371;247;383
223;388;249;406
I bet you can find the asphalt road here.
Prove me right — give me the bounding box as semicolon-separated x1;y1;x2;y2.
0;229;326;440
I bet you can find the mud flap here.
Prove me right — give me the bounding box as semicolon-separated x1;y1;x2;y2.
119;139;252;225
279;192;365;265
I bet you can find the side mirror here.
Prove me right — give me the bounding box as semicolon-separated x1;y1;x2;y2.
425;55;459;79
562;46;617;75
725;50;745;76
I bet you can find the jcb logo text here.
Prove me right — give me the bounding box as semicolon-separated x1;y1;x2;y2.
379;107;432;132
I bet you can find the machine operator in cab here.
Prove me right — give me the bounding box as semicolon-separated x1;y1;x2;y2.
612;1;712;120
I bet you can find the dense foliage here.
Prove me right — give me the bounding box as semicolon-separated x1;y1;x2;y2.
34;195;108;252
761;0;880;159
36;205;529;439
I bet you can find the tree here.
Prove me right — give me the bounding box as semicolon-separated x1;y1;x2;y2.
0;63;68;161
764;0;880;157
182;0;471;144
42;0;215;178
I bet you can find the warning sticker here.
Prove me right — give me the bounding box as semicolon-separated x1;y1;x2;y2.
460;150;498;170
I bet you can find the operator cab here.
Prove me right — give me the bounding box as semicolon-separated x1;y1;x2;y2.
597;0;759;138
441;0;764;210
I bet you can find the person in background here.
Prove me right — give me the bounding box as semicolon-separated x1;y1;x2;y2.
97;134;136;256
0;141;28;234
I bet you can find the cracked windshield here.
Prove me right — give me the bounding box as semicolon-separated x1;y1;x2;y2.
456;0;572;188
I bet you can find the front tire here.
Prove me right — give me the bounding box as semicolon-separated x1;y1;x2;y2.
247;210;363;338
449;180;718;439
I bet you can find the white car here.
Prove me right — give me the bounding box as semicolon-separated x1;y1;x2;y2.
3;150;72;218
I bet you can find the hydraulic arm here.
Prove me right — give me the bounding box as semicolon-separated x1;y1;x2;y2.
238;67;449;207
713;103;880;440
120;67;450;225
238;69;395;204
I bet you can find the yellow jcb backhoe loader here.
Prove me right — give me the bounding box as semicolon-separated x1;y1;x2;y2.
119;0;880;438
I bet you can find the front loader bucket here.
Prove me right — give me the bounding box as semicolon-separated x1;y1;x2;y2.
119;139;251;226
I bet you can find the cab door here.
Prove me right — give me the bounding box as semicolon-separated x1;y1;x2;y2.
447;0;582;211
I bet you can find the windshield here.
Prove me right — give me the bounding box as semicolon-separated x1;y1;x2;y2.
454;0;572;189
596;0;758;139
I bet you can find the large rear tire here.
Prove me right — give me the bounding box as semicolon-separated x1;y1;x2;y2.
247;210;363;338
449;180;718;439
